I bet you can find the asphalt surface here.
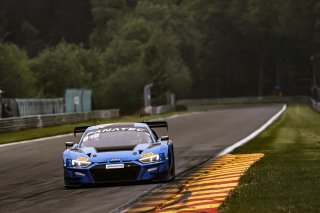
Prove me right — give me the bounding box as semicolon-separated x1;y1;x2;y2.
0;104;283;213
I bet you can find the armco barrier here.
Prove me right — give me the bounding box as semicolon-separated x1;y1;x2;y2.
310;98;320;112
152;105;174;115
0;109;119;132
177;96;320;112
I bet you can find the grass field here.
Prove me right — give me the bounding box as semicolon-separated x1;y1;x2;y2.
0;111;185;145
220;105;320;212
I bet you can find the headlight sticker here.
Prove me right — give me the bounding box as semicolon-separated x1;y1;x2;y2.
139;153;160;164
72;158;92;167
141;152;155;158
76;157;89;162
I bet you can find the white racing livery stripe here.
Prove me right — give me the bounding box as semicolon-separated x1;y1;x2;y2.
216;104;287;157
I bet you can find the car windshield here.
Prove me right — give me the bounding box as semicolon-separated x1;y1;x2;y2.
80;127;153;148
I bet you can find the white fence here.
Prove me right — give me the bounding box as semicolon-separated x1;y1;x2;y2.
16;98;64;116
0;109;119;132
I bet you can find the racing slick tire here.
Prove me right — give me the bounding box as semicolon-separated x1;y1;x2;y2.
168;147;175;181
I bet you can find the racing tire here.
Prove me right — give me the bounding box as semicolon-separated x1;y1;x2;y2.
168;148;175;181
64;184;76;189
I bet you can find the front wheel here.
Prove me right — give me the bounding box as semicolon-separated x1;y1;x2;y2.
168;148;175;181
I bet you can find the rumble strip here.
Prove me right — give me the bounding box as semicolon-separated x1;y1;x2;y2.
125;153;264;213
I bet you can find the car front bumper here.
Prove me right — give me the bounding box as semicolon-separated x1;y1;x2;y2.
64;160;170;186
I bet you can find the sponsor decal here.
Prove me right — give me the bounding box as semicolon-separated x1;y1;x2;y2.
147;167;157;172
74;172;86;176
95;124;109;129
106;164;125;169
76;157;89;161
83;127;147;142
101;127;146;133
141;152;155;158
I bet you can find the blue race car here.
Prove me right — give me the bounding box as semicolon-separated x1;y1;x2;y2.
63;121;175;188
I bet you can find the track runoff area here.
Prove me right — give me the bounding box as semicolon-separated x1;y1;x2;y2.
123;105;286;213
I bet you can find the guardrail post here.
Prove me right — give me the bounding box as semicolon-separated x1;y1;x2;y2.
0;90;3;118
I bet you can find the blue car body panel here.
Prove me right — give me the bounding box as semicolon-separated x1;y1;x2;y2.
63;122;174;186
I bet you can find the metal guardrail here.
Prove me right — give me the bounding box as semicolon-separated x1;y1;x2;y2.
313;86;320;101
152;105;174;115
310;98;320;112
178;96;309;106
177;96;320;112
0;109;119;132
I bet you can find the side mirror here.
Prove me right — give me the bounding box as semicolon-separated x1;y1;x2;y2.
65;142;74;149
160;136;169;141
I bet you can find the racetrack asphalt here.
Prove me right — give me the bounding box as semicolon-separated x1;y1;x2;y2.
0;104;283;213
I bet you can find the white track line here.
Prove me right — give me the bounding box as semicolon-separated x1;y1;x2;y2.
216;104;287;157
113;105;287;213
0;106;285;149
0;133;73;148
0;112;201;148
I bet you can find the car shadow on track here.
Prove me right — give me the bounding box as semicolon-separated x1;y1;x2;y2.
64;180;164;190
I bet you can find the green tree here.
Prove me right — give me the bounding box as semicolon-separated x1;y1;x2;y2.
92;1;194;110
95;63;149;112
143;31;191;103
182;0;320;97
183;0;246;97
0;0;92;56
30;41;102;98
0;42;36;97
90;0;138;48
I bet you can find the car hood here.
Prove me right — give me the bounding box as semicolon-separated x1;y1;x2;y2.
68;143;162;163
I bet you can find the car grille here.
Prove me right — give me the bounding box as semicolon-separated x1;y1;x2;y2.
90;163;141;182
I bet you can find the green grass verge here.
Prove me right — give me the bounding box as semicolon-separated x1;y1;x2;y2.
0;111;186;145
219;104;320;212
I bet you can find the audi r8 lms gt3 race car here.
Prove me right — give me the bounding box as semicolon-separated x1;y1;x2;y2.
63;121;175;188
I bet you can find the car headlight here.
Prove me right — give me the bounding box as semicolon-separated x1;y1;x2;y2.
71;160;92;168
139;154;160;164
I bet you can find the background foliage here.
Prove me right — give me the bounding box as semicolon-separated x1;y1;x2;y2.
0;0;319;113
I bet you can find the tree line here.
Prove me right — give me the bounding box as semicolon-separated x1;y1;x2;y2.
1;0;319;113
